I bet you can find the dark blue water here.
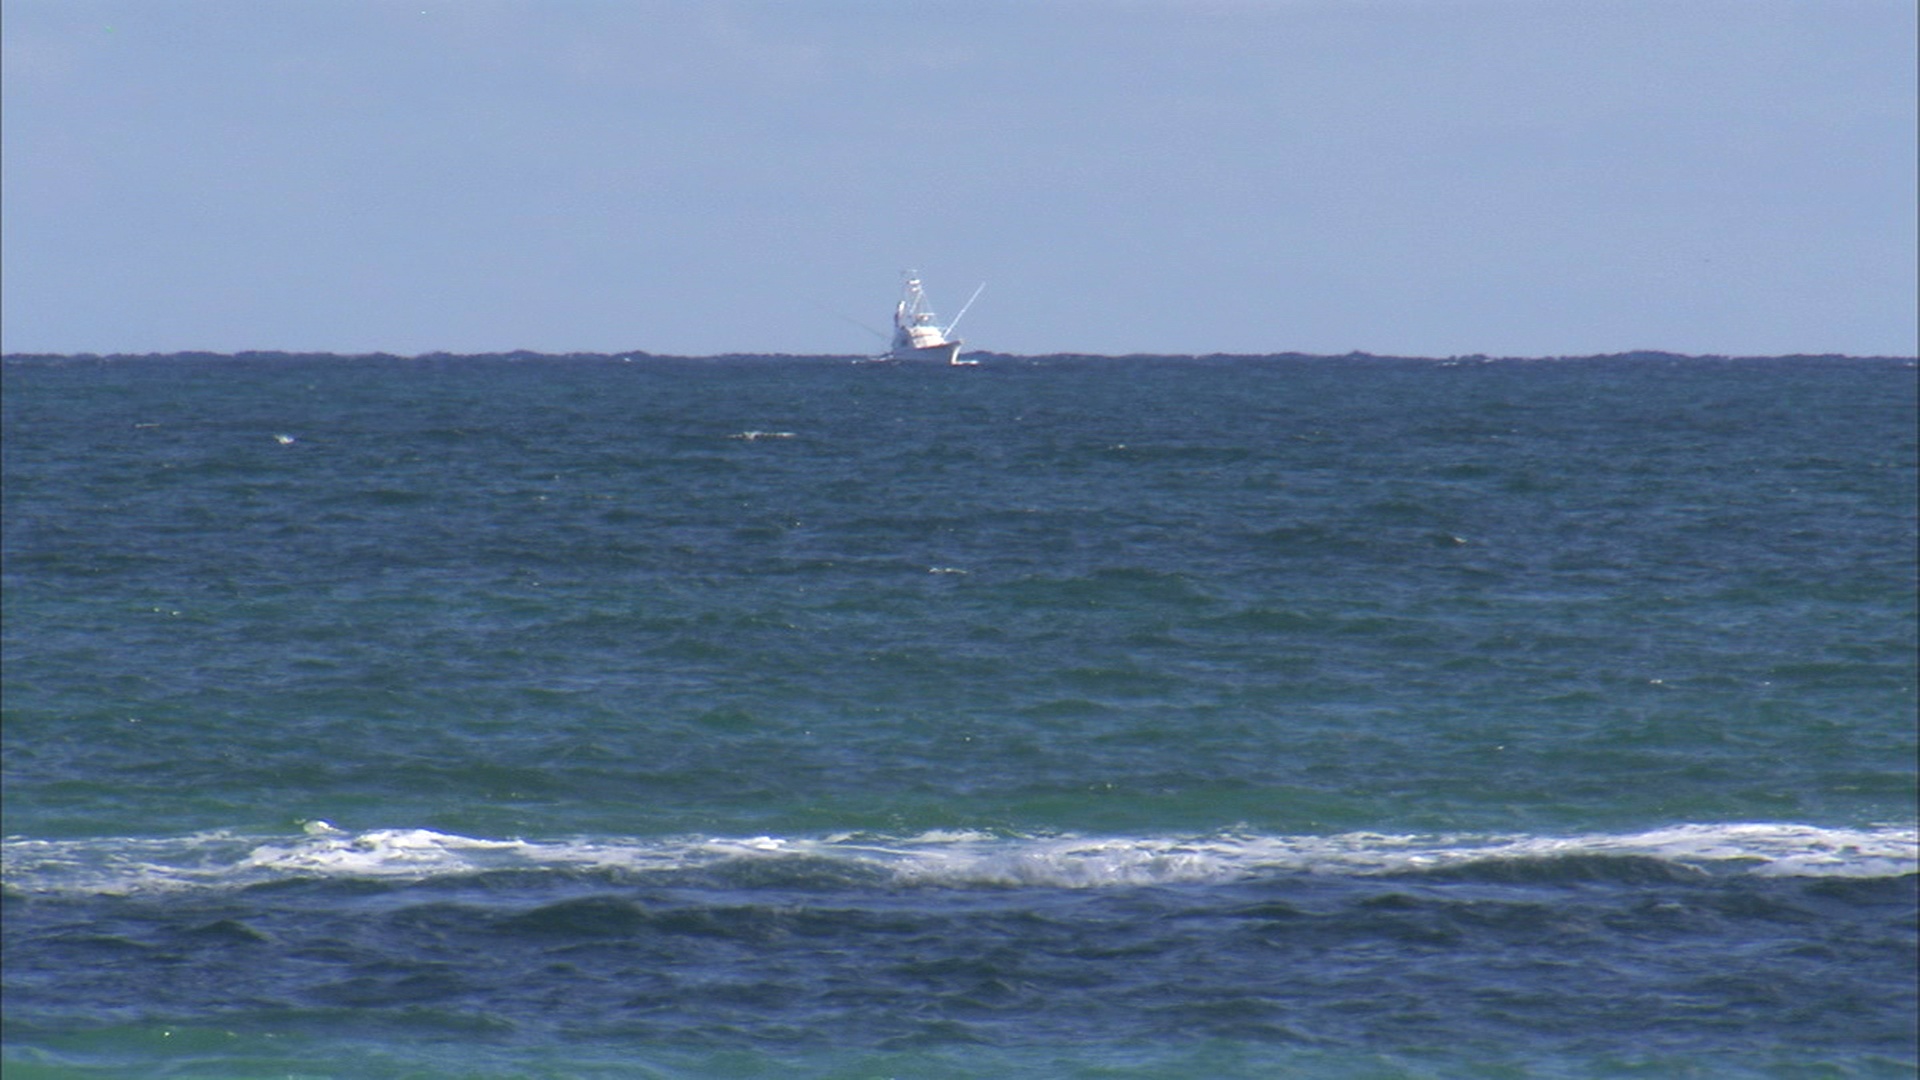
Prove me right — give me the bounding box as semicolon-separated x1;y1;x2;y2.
4;353;1915;1078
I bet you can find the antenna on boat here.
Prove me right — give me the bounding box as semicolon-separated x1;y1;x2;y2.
943;283;986;335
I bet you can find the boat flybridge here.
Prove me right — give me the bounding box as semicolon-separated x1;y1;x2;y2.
886;273;983;365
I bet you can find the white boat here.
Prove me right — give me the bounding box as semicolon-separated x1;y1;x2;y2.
886;274;981;365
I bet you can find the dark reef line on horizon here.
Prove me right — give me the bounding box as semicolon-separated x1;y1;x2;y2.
5;349;1915;365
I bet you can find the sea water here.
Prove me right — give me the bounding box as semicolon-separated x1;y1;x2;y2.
3;353;1915;1078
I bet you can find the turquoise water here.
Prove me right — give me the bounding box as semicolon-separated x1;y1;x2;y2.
4;354;1915;1077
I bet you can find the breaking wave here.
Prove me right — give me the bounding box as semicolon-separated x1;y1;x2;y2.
5;821;1912;897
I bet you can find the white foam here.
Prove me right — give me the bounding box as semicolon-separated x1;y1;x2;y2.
4;822;1913;897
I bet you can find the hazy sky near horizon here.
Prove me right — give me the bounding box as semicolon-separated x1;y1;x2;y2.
4;0;1915;357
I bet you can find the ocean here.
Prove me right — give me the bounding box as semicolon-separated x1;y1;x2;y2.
3;352;1915;1078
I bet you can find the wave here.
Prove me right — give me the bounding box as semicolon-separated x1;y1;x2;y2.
4;822;1913;897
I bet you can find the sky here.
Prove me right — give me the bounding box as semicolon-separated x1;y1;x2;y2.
3;0;1915;358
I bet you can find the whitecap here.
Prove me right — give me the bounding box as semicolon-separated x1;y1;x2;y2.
4;822;1912;896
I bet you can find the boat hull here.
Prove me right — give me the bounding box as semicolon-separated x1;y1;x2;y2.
886;341;966;365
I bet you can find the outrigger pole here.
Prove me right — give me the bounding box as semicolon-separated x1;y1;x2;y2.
943;283;986;336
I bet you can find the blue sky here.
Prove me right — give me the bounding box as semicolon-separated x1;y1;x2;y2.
3;0;1914;357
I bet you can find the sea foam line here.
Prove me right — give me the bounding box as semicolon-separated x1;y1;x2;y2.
3;822;1913;896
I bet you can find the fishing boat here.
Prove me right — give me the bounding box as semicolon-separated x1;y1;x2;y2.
887;274;982;365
